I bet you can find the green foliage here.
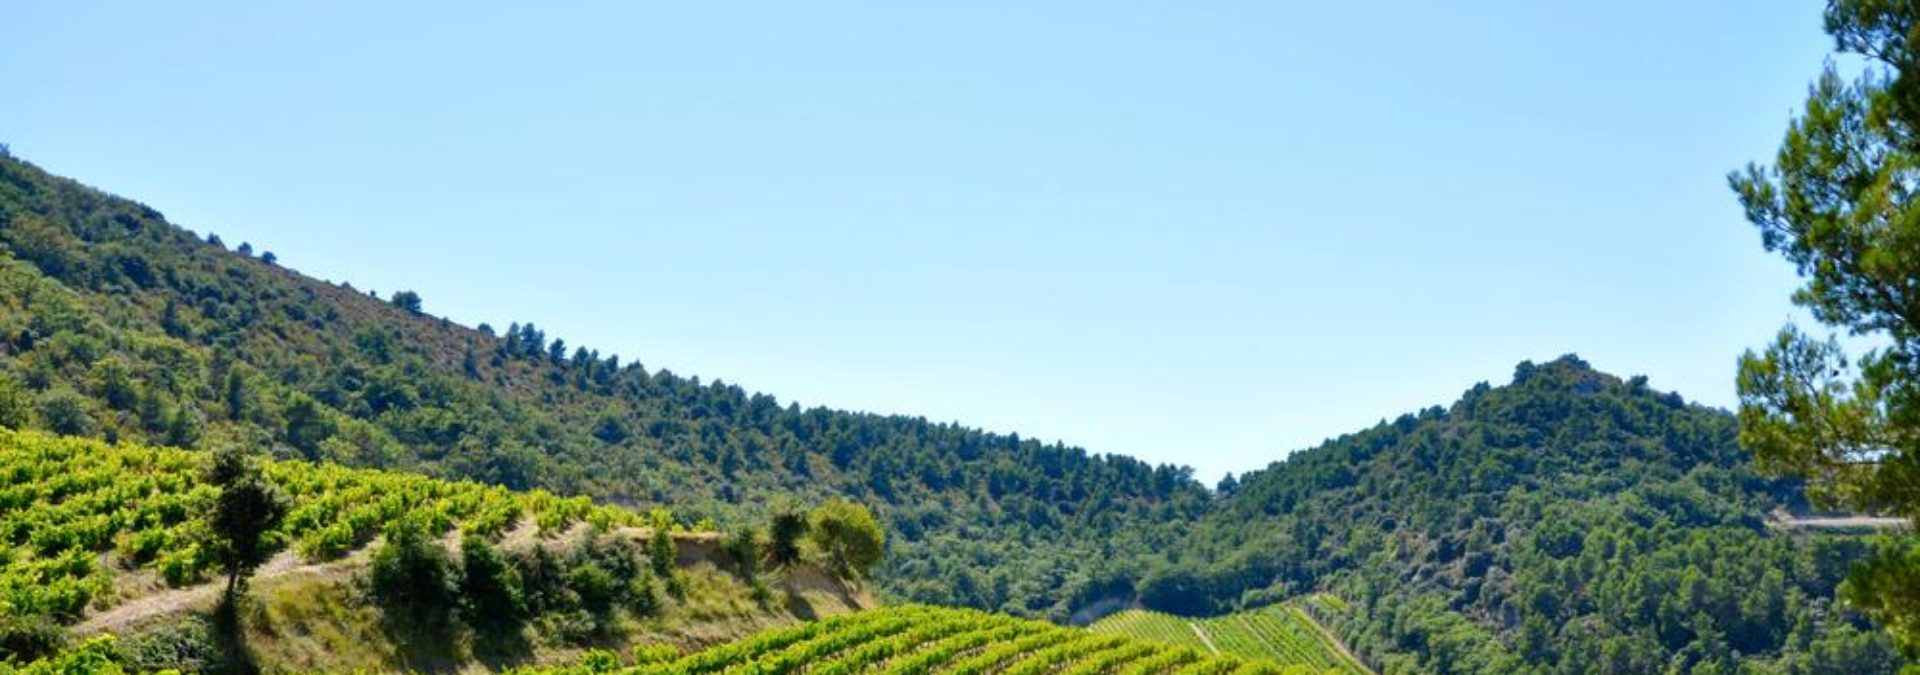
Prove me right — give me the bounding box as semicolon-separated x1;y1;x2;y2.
0;427;644;631
517;605;1324;674
0;140;1905;674
389;290;423;315
0;149;1209;619
1159;357;1903;673
369;517;458;631
0;375;28;429
33;387;93;437
768;503;808;568
723;526;761;580
810;499;884;578
630;643;678;665
0;613;63;663
1092;605;1364;673
205;445;288;596
457;535;525;633
647;510;676;579
0;634;130;675
1729;0;1920;658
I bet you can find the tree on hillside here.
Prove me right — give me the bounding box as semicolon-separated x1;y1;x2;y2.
1732;0;1920;656
0;375;28;429
390;290;423;315
458;535;525;634
207;446;289;598
768;502;809;568
369;517;458;633
809;499;884;578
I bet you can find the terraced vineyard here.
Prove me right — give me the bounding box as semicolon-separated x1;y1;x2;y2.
0;427;646;626
517;605;1345;675
1090;603;1368;674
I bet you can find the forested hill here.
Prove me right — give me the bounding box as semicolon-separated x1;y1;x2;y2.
0;152;1207;620
1156;357;1901;673
0;152;1906;673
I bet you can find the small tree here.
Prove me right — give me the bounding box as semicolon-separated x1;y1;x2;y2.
808;499;885;578
458;535;525;633
207;446;289;598
390;290;423;315
768;504;809;568
647;510;676;578
369;517;457;632
724;527;761;580
0;374;29;429
36;387;96;437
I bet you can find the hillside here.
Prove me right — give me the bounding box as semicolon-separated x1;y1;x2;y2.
1156;357;1903;673
0;426;881;672
0;151;1204;621
1089;600;1367;673
524;605;1338;675
0;152;1912;673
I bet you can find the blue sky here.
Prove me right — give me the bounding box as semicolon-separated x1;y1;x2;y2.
2;2;1830;481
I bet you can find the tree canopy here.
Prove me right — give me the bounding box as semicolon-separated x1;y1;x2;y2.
1732;0;1920;657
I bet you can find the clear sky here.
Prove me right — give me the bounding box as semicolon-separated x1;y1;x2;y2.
1;2;1832;481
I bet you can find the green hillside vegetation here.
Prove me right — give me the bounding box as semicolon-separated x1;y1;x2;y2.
506;605;1343;675
0;427;880;672
0;426;637;623
0;148;1910;672
1090;601;1366;674
1157;358;1904;673
0;151;1204;621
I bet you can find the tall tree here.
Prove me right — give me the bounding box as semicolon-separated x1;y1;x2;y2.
1732;0;1920;656
207;446;289;598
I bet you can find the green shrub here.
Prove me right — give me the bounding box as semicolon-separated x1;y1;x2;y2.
0;613;64;663
458;535;525;632
368;517;457;632
809;499;884;578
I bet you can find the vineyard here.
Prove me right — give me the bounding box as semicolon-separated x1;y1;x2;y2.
0;427;645;626
512;605;1344;675
1089;604;1366;674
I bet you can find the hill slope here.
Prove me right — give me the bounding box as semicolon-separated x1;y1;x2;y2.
525;605;1343;675
0;426;871;672
0;152;1910;673
1090;602;1368;674
0;151;1204;621
1158;357;1903;673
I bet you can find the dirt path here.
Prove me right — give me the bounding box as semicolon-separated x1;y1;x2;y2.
74;547;374;636
70;520;716;637
1774;515;1906;529
1187;622;1220;655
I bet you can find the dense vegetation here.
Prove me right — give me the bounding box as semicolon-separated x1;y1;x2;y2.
1137;357;1902;673
1089;601;1363;673
0;426;895;671
0;426;639;628
1;140;1911;672
1728;0;1920;659
0;150;1204;620
502;605;1340;675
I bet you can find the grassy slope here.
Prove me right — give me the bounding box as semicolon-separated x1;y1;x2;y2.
118;544;871;673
